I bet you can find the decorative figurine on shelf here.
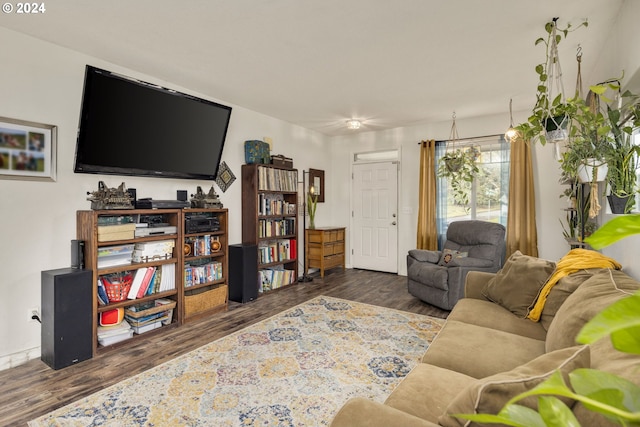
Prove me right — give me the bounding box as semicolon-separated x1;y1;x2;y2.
86;181;134;210
190;185;223;209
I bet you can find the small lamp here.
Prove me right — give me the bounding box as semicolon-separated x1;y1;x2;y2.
505;98;518;142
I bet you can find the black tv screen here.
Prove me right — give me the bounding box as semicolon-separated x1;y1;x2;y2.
74;65;232;180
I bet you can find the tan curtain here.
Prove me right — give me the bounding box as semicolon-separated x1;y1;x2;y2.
506;138;538;257
417;140;438;250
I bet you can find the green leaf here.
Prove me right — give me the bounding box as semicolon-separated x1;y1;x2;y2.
584;215;640;248
538;396;581;427
569;369;640;423
504;371;577;408
577;291;640;354
590;85;608;95
454;404;546;427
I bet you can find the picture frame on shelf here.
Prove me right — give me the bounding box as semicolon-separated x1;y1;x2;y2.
309;168;325;203
0;116;57;181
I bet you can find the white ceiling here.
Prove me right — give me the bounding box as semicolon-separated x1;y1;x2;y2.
0;0;624;136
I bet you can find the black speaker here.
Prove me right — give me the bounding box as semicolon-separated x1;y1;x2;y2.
71;239;85;269
177;190;188;201
229;244;258;303
41;268;93;370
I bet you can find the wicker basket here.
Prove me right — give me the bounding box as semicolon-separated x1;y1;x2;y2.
185;285;228;316
102;274;133;302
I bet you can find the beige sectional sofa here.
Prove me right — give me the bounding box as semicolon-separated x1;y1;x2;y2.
330;251;640;427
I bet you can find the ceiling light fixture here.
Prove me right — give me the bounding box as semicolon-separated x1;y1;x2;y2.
505;98;518;142
346;119;362;130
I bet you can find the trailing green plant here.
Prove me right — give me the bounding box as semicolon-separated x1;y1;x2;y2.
437;147;479;211
515;18;588;144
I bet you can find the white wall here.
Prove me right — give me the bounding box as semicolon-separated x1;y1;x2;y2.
0;28;332;370
329;110;571;276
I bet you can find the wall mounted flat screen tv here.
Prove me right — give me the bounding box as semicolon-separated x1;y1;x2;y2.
74;65;232;180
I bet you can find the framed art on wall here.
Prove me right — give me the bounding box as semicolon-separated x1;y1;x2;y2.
309;168;325;203
0;116;57;181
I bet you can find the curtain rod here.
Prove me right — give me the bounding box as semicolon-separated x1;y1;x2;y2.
418;133;503;145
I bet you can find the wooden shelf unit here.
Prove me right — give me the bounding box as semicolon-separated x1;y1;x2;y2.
182;208;229;322
305;227;346;277
77;208;229;355
77;209;183;356
242;163;298;294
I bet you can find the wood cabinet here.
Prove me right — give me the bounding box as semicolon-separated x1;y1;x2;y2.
305;227;346;277
77;209;183;355
182;208;228;322
242;164;298;294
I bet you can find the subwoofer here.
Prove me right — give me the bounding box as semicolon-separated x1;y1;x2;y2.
229;244;258;303
41;268;93;370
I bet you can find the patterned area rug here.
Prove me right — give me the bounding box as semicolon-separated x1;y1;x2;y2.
29;296;444;426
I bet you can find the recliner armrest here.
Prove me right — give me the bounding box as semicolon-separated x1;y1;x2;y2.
408;249;441;264
464;271;496;300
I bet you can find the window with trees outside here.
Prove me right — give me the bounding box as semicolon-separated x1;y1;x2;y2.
438;136;510;229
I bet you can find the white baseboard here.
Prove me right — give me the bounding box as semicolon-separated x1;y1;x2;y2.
0;347;40;372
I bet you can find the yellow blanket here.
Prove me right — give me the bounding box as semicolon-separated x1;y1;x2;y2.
526;248;621;321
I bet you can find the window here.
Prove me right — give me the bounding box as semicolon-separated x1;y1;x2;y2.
438;136;510;226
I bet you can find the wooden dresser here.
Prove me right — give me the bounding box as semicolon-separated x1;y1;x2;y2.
305;227;346;277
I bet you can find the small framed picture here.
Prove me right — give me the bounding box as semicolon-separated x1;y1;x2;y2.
0;116;57;181
309;168;325;203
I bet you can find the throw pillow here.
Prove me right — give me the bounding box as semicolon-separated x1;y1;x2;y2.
481;251;556;318
438;345;590;427
439;249;468;266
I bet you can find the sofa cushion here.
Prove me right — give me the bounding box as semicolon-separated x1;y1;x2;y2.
448;298;547;341
481;251;556;318
539;269;597;331
422;320;546;378
438;345;590;427
383;363;475;424
546;269;640;353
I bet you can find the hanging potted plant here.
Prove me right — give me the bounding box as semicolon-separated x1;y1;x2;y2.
437;114;479;211
515;18;588;144
437;146;479;210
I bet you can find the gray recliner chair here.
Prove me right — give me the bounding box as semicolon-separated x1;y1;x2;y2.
407;220;506;310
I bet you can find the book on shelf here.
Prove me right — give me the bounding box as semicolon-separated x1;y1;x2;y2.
136;267;156;298
97;278;109;305
128;267;149;299
258;267;295;292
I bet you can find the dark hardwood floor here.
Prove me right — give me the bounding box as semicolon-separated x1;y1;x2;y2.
0;268;448;427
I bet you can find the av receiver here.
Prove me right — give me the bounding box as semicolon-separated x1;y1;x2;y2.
185;214;220;233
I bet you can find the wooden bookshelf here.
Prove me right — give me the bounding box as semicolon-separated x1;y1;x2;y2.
182;208;228;322
77;209;183;356
242;164;299;294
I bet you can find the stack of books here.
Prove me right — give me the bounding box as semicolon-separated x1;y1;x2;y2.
132;240;175;263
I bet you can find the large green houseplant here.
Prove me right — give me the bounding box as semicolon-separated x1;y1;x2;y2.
600;85;640;213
